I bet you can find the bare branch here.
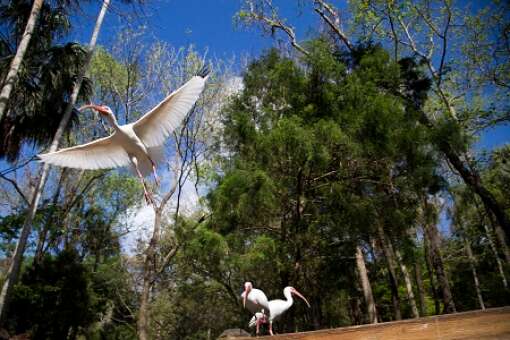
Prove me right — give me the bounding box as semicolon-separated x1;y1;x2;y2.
0;173;29;205
437;0;452;86
394;11;458;121
239;0;310;56
313;0;353;51
157;245;179;274
0;155;37;177
414;5;443;38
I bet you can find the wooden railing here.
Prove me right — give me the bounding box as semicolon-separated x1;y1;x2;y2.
233;307;510;339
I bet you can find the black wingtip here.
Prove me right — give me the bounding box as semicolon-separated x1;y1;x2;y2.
197;64;211;78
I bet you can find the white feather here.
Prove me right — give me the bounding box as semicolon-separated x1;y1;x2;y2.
132;75;207;148
38;134;130;170
241;288;270;316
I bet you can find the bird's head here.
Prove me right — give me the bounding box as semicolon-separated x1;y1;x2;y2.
80;104;114;120
242;281;253;308
286;287;311;308
97;105;114;116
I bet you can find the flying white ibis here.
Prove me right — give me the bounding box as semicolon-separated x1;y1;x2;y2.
249;286;310;336
241;281;270;335
38;66;210;203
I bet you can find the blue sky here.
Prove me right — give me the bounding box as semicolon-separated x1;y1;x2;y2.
75;0;277;57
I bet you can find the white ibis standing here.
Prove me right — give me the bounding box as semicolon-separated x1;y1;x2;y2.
241;281;270;335
38;67;210;203
249;286;311;336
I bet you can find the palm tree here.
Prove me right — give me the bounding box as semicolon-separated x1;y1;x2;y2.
0;0;91;161
0;0;111;321
1;43;93;160
0;0;44;121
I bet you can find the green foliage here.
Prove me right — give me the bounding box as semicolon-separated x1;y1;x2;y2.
1;2;508;335
9;249;96;338
197;42;446;331
209;169;279;233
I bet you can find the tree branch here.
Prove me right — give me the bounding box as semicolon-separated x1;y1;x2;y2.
313;0;354;52
240;0;310;56
0;173;29;205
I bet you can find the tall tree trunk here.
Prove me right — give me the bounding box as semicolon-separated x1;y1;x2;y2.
0;0;44;120
475;198;510;263
423;221;456;313
446;149;510;244
376;223;402;320
137;208;162;340
355;245;378;324
349;296;362;325
0;0;110;322
423;233;440;314
414;260;427;316
463;238;485;310
483;224;509;289
395;248;419;318
408;227;427;316
493;222;510;264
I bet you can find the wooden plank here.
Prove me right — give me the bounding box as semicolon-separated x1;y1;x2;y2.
236;307;510;339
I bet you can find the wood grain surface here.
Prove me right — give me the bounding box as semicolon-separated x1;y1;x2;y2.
235;307;510;339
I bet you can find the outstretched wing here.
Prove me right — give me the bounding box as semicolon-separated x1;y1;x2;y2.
132;67;210;148
38;135;130;170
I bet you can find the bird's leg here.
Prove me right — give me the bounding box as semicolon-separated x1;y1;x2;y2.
140;177;154;205
269;321;274;336
132;157;154;205
150;159;160;187
255;317;260;336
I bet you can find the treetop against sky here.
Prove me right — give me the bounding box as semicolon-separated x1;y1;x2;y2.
71;0;509;150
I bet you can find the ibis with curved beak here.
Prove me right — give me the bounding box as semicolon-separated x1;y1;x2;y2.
241;281;270;335
38;67;210;203
249;286;310;336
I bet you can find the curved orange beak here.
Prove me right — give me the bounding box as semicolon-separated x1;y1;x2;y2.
79;104;108;115
291;288;311;308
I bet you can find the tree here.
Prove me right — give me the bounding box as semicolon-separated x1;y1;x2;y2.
237;0;510;246
0;0;44;120
349;0;510;245
0;0;94;160
0;0;111;322
422;197;456;313
203;38;443;331
7;249;96;338
355;245;378;323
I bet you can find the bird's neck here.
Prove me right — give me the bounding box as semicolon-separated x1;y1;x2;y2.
283;291;294;309
105;114;120;130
